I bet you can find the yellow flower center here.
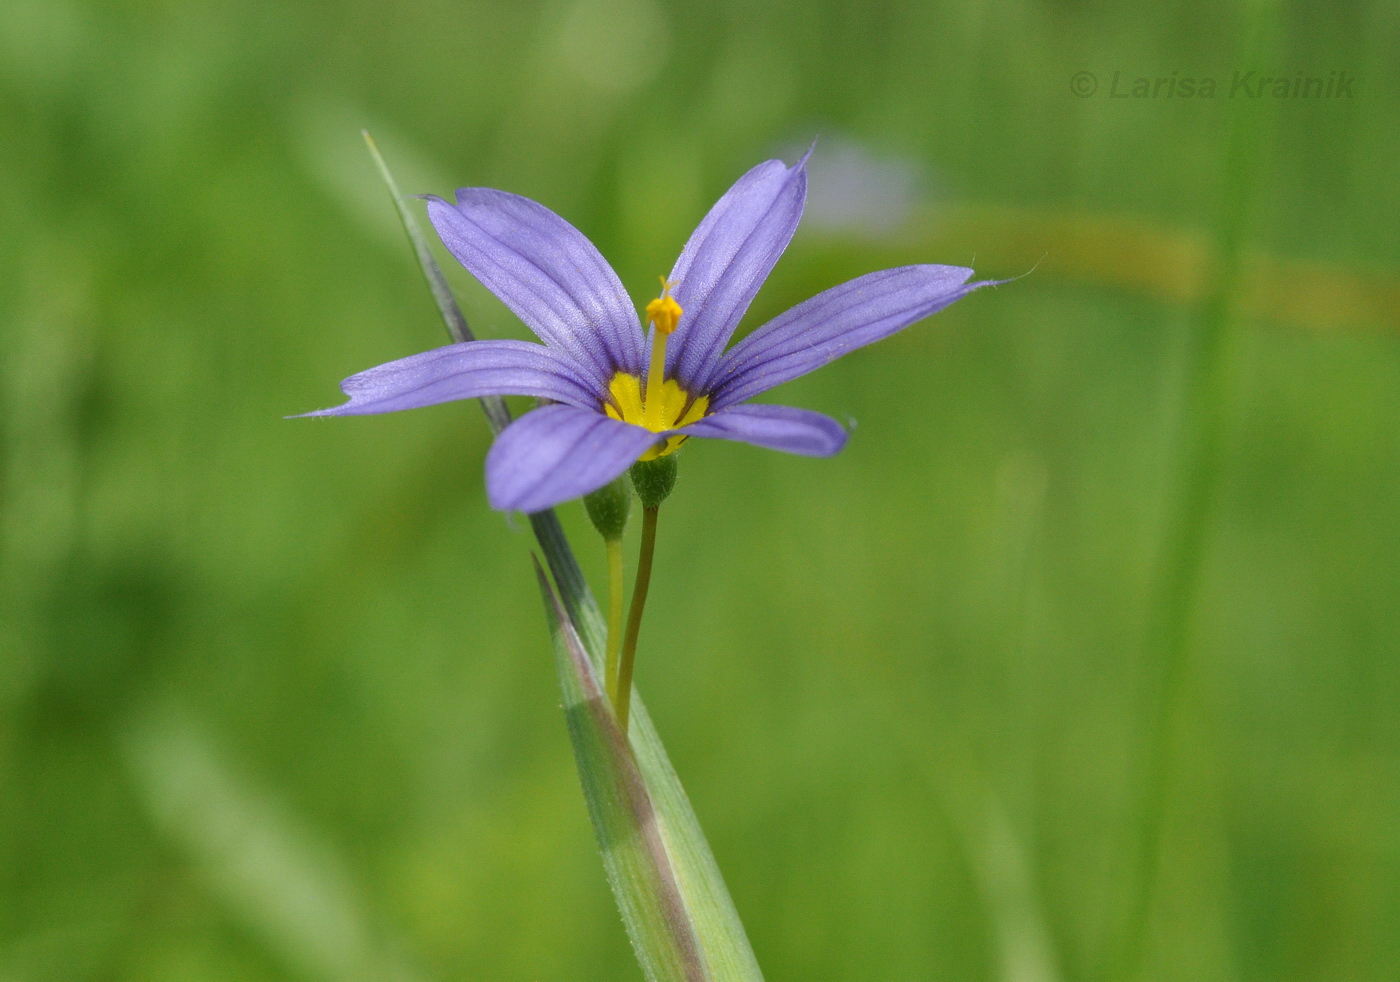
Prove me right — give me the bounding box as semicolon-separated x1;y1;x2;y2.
603;277;708;461
605;373;709;460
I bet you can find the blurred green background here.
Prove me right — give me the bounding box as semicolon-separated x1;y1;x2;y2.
2;0;1398;979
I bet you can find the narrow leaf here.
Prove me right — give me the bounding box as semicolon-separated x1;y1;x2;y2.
538;558;764;981
626;700;765;981
363;130;511;436
365;133;601;629
547;555;763;980
535;557;708;982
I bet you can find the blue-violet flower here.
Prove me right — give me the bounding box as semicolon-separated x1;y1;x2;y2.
305;153;992;512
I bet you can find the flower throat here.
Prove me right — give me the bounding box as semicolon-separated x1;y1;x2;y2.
604;278;708;461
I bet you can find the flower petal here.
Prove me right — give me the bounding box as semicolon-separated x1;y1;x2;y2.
712;265;986;409
676;403;847;457
427;190;645;385
297;340;601;417
663;154;809;393
486;404;660;513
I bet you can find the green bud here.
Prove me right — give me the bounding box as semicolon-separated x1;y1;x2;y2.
630;454;678;511
583;475;631;541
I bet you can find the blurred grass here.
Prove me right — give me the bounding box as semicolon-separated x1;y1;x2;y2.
2;0;1398;980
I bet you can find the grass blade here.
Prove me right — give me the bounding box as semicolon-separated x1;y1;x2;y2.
535;557;708;982
625;699;766;981
533;549;763;980
362;130;511;435
364;130;606;633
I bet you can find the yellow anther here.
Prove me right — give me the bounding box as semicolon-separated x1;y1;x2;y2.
645;276;683;336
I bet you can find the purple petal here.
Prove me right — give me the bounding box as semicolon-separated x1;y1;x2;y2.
427;190;645;386
663;154;809;393
676;403;847;457
297;340;601;417
486;404;659;513
712;265;986;409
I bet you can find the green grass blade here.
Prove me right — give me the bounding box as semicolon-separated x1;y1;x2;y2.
535;557;709;982
625;699;766;981
364;133;600;624
536;552;764;981
1108;4;1282;979
362;130;511;436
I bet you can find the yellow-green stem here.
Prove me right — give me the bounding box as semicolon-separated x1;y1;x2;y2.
604;537;625;704
615;507;659;735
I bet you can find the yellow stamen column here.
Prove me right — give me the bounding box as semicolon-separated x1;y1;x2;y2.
603;282;707;458
614;279;685;734
642;277;683;430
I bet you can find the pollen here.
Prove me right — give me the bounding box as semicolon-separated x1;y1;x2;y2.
645;277;683;336
605;372;709;461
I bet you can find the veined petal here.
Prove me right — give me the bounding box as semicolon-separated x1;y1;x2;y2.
487;404;660;513
664;154;809;393
298;340;601;416
676;403;847;457
712;265;986;409
427;190;645;385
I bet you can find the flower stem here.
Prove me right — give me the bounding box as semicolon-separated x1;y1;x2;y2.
615;506;659;735
604;536;626;704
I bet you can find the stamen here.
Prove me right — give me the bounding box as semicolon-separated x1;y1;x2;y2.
642;277;682;431
645;276;682;336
